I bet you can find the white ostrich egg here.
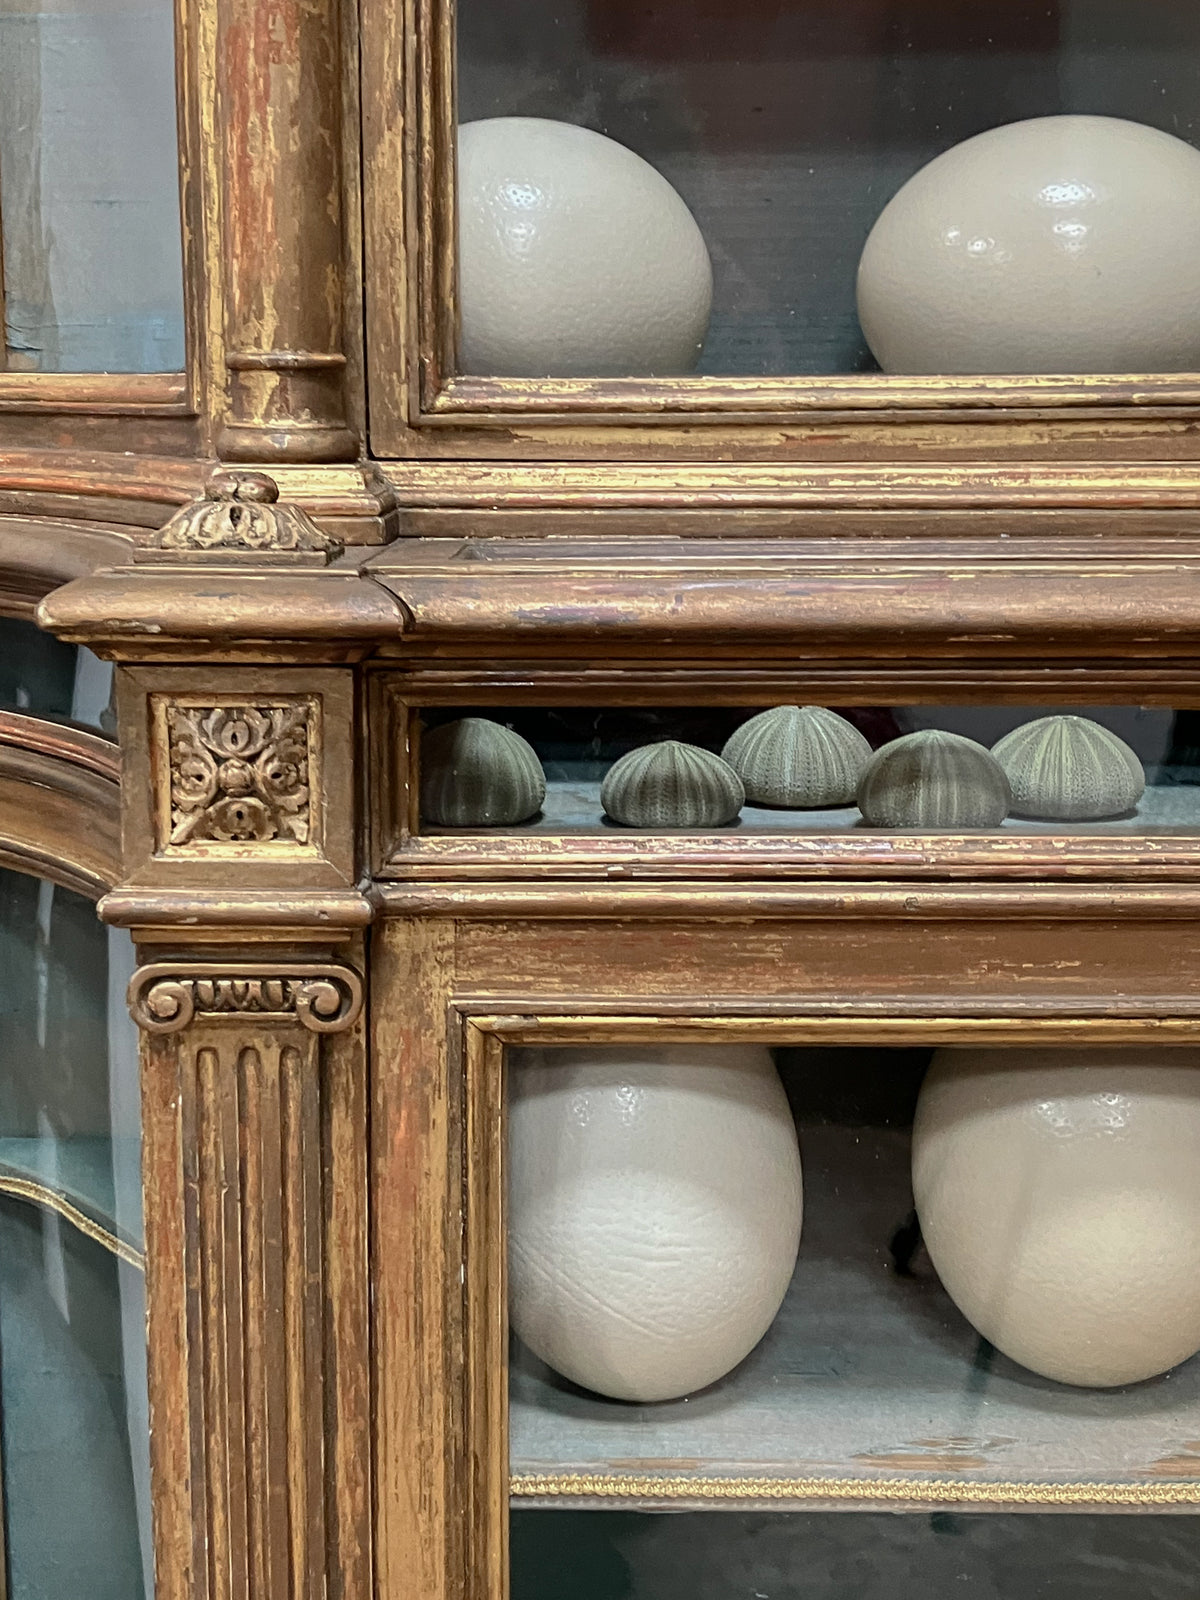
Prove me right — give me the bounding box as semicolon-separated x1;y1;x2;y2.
913;1047;1200;1386
508;1045;802;1402
857;115;1200;374
457;117;712;377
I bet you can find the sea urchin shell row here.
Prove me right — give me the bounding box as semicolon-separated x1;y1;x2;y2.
857;717;1144;827
418;711;1147;831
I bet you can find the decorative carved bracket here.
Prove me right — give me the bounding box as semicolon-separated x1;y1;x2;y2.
128;960;364;1035
136;470;344;566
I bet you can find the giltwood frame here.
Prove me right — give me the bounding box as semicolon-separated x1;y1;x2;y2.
0;0;207;434
370;902;1200;1600
0;711;121;895
0;0;382;533
361;0;1200;470
17;0;1200;1586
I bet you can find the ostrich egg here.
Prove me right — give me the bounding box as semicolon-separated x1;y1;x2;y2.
913;1047;1200;1386
508;1045;802;1402
857;115;1200;374
457;117;712;377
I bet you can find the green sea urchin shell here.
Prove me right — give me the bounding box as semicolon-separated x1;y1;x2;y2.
858;730;1010;828
722;705;871;808
992;715;1145;821
601;741;744;828
420;717;546;826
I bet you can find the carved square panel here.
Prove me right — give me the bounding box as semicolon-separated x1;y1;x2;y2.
151;693;323;858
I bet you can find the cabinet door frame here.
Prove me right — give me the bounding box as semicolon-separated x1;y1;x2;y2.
360;0;1200;463
370;902;1200;1600
0;711;120;894
0;0;209;429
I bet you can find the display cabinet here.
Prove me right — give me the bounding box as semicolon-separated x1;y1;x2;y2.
10;0;1200;1597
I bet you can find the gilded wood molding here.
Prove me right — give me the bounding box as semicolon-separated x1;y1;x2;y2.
0;517;134;618
215;0;356;461
141;472;344;566
363;0;1200;463
374;911;1200;1600
157;1027;331;1600
141;945;369;1600
509;1471;1200;1509
116;666;356;893
128;961;365;1035
0;1174;144;1271
99;887;375;934
0;710;120;895
161;700;315;849
380;458;1200;507
40;569;404;663
364;535;1200;659
36;532;1200;668
375;879;1200;920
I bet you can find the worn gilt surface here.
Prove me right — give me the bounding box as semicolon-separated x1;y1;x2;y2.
14;0;1200;1596
145;471;345;563
129;959;364;1033
131;951;368;1600
164;700;314;848
166;702;310;847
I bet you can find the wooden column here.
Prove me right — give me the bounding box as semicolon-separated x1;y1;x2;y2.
130;958;369;1600
215;0;358;462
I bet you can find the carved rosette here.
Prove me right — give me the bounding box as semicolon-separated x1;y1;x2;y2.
128;962;364;1035
140;471;344;564
164;700;313;847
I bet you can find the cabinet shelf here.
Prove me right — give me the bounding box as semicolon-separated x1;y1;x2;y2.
510;1124;1200;1511
430;779;1200;840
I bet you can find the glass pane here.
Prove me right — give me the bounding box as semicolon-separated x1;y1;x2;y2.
508;1042;1200;1500
456;0;1200;378
0;867;151;1598
0;0;184;372
512;1510;1200;1599
413;704;1191;836
0;618;114;734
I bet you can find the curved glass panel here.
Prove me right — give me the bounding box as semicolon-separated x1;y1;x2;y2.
0;619;114;734
0;0;183;372
0;866;150;1599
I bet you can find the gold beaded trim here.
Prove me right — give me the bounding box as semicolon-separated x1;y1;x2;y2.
0;1176;145;1270
511;1473;1200;1507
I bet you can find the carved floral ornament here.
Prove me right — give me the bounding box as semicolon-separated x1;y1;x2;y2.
128;963;364;1035
143;470;344;563
165;700;314;847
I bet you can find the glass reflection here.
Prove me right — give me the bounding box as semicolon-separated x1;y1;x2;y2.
0;869;150;1598
0;0;184;371
0;620;114;736
512;1510;1200;1600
